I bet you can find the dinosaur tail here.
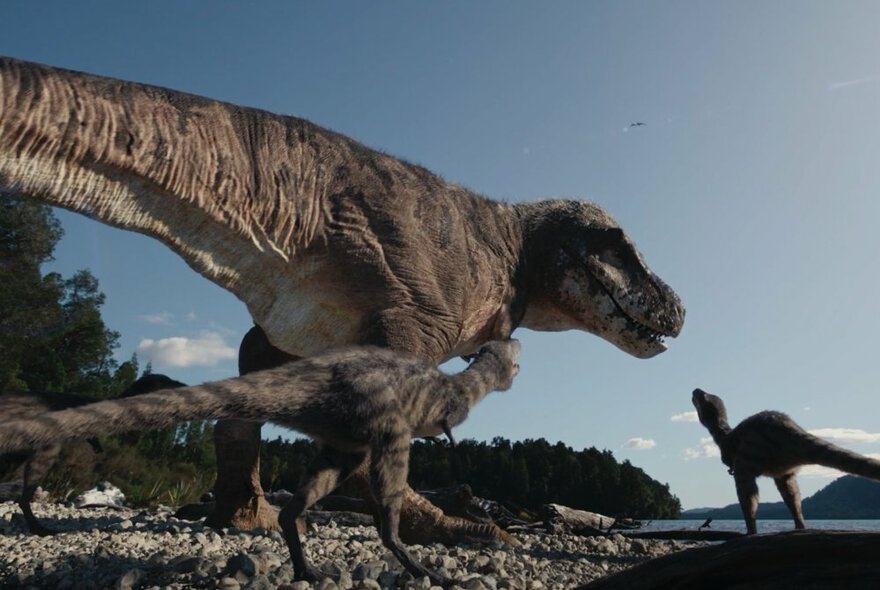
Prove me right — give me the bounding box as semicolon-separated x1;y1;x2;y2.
0;370;293;455
806;434;880;481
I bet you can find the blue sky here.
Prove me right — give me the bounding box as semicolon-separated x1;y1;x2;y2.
4;1;880;509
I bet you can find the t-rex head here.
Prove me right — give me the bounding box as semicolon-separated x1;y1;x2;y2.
517;200;685;359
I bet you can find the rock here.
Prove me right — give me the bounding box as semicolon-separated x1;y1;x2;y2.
225;552;259;578
75;482;126;508
376;570;398;588
218;578;241;590
115;569;143;590
245;574;274;590
352;560;386;580
405;577;432;590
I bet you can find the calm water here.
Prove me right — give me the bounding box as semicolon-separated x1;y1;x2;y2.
639;519;880;533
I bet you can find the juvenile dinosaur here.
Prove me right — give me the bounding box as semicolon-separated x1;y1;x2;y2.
0;340;520;585
692;388;880;534
0;55;685;538
0;374;185;535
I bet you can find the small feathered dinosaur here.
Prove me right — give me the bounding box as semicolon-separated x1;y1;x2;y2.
0;340;520;585
693;387;880;534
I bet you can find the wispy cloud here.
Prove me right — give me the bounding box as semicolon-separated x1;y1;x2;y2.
139;312;174;326
624;437;656;450
671;411;698;423
137;331;236;368
828;75;879;91
808;428;880;444
684;437;720;460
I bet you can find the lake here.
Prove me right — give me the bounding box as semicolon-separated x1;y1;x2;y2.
640;519;880;533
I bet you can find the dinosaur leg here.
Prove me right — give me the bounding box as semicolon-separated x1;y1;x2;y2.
279;448;365;582
20;446;60;536
734;472;760;535
215;325;513;544
207;326;297;531
774;474;805;530
369;427;453;587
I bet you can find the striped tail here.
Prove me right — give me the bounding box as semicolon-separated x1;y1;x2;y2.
0;380;249;455
808;435;880;481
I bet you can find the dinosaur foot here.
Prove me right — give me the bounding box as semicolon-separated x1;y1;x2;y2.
397;488;519;547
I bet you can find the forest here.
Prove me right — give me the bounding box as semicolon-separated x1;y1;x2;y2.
0;195;680;519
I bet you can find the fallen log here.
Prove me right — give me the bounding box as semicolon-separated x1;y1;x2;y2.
622;529;744;541
542;503;638;532
578;529;880;590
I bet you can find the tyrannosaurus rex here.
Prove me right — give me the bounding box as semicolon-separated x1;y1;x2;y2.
0;56;685;543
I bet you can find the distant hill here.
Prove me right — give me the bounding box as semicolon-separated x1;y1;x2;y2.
701;476;880;519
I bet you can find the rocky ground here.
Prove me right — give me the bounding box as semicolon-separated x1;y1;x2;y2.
0;502;705;590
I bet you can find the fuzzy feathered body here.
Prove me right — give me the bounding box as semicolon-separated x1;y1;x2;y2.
692;388;880;534
0;340;520;585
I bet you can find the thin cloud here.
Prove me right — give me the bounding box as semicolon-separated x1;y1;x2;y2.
828;75;879;91
671;411;698;423
137;331;236;368
139;312;174;326
684;437;720;460
624;437;656;450
808;428;880;444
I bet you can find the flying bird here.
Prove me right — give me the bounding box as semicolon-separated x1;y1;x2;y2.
628;121;646;128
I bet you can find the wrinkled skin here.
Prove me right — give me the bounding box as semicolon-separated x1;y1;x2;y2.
0;56;685;539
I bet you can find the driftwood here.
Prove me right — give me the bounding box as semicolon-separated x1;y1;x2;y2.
542;503;638;532
623;529;744;541
578;530;880;590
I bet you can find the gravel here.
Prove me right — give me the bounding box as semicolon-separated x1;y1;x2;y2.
0;501;704;589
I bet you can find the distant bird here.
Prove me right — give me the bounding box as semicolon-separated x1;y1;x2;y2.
698;517;713;530
628;121;646;128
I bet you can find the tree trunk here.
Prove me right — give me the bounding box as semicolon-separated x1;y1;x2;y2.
578;530;880;590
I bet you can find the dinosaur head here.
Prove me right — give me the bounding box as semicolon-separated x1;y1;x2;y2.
469;338;521;391
517;200;685;359
692;388;728;428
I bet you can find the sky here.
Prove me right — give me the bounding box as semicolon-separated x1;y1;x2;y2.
3;1;880;510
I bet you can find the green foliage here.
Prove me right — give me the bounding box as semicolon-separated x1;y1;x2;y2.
0;195;120;396
258;436;681;519
40;416;217;507
2;196;215;506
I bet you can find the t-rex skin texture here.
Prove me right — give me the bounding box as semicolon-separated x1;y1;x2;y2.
0;340;521;585
692;388;880;535
0;373;185;535
0;56;685;537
